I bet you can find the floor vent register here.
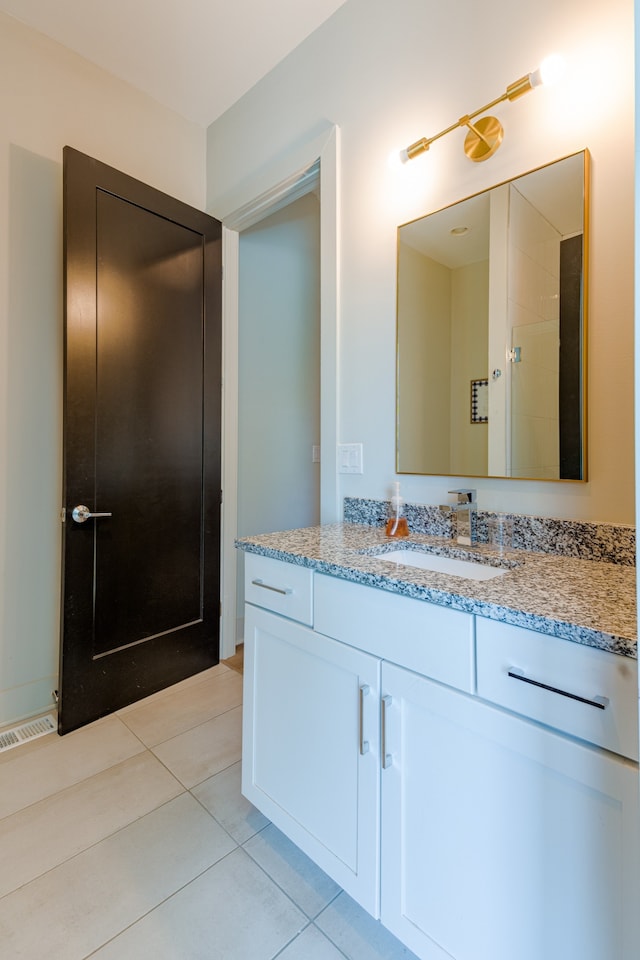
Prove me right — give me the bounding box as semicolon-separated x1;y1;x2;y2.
0;714;57;753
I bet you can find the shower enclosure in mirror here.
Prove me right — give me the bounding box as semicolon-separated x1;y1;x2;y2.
396;150;588;481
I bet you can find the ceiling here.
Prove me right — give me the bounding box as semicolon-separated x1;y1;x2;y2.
0;0;348;126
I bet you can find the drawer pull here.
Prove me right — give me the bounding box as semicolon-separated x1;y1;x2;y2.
359;684;370;755
507;668;609;710
251;578;293;596
381;695;392;769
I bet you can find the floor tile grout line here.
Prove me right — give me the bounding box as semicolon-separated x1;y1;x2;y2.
115;670;242;732
0;663;236;758
114;664;237;718
186;781;256;848
135;701;244;756
0;784;192;905
115;696;243;791
79;846;350;960
266;915;353;960
273;918;353;960
3;790;352;960
0;709;164;823
5;695;241;814
146;745;242;791
0;712;139;772
239;823;344;926
131;698;244;751
113;675;356;954
115;687;245;795
309;918;353;960
0;673;240;820
0;737;169;828
218;842;317;936
77;843;246;960
267;918;315;960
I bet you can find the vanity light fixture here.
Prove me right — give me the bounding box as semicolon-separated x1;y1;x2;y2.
400;54;564;164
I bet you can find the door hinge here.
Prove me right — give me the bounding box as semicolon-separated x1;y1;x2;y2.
508;346;522;363
60;507;66;523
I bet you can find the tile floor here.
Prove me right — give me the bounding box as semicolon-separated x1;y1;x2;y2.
0;661;419;959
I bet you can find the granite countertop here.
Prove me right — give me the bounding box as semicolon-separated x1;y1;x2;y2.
236;522;638;659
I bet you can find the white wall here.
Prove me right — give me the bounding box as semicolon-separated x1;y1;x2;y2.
0;13;206;724
207;0;635;524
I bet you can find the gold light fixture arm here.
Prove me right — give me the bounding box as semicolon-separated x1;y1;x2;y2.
400;65;549;163
460;116;494;147
402;114;467;161
506;73;537;101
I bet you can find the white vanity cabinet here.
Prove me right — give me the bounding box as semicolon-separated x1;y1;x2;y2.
241;552;639;960
242;555;381;915
475;617;639;762
381;660;639;960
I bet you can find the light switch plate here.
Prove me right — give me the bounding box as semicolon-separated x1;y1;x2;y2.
338;443;364;474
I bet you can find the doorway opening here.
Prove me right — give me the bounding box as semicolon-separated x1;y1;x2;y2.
236;191;321;641
219;126;340;658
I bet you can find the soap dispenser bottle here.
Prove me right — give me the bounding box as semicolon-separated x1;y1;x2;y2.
385;482;410;538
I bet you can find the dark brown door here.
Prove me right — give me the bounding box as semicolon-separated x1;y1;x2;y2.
59;147;221;734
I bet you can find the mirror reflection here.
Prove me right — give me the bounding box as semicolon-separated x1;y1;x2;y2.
396;150;588;481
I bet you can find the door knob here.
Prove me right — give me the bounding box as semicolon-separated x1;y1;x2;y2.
71;505;113;523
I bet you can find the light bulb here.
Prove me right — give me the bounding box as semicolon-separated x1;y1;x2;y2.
388;147;407;172
530;53;566;89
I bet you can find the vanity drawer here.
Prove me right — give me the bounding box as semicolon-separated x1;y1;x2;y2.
245;554;313;625
314;574;474;693
476;619;639;761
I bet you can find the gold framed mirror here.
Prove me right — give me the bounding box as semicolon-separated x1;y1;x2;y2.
396;150;589;481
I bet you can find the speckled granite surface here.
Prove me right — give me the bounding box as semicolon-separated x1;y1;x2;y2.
343;498;636;566
236;523;637;659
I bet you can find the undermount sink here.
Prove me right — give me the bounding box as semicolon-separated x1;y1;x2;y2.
373;549;508;581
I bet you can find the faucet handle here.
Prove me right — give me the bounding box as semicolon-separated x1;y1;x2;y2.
448;488;477;505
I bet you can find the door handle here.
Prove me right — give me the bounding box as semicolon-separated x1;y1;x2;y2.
71;505;113;524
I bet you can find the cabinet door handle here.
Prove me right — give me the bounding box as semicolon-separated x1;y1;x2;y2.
507;668;609;710
381;695;392;769
250;578;293;596
359;684;370;755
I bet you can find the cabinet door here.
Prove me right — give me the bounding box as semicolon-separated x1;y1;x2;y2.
242;603;381;916
381;662;639;960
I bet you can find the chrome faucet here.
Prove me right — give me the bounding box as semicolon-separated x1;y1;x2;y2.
440;489;477;545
